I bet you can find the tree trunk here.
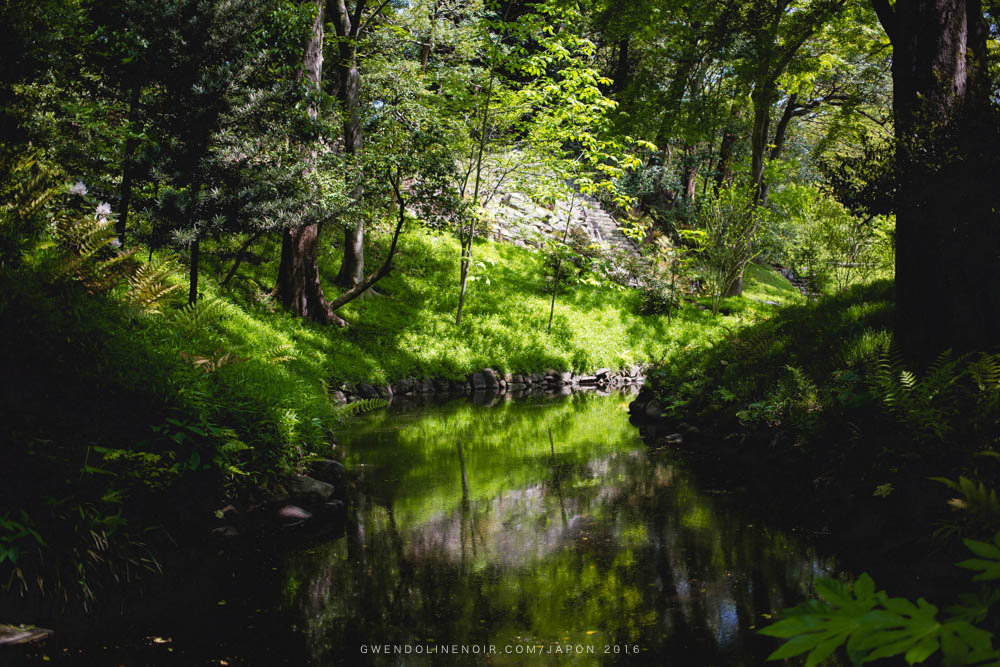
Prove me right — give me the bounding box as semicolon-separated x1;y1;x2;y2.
188;237;199;305
874;0;1000;361
758;93;798;204
332;0;366;289
275;224;345;325
715;109;738;193
750;86;773;201
272;0;339;323
117;84;141;249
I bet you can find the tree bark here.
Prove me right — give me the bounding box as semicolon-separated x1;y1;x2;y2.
275;223;345;326
876;0;1000;361
332;0;367;289
272;0;339;324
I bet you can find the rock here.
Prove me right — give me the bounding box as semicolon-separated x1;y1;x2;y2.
504;372;514;384
576;375;597;385
470;372;487;391
330;390;347;404
211;525;240;537
0;624;53;646
663;433;684;445
450;380;467;394
513;373;524;384
482;368;500;389
309;459;346;491
393;379;412;394
276;504;312;527
508;383;527;391
357;382;379;398
434;378;450;393
419;377;434;393
644;400;662;419
559;371;573;384
376;384;392;400
288;475;335;504
595;368;611;377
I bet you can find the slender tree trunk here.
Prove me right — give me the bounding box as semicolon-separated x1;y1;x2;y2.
873;0;1000;361
456;7;505;326
333;0;366;289
547;192;577;332
188;238;199;305
272;0;339;323
715;119;737;194
750;86;773;201
221;231;262;287
758;93;798;204
117;84;141;249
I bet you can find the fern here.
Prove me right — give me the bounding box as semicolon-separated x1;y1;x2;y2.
126;255;183;314
168;297;226;333
333;397;387;420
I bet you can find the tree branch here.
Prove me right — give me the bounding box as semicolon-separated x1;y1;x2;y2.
870;0;897;45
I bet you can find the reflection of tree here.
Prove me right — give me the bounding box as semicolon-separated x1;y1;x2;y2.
280;394;838;665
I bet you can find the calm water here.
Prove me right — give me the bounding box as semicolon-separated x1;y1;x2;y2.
14;392;836;665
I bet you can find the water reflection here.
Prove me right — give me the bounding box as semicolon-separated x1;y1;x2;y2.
281;393;836;665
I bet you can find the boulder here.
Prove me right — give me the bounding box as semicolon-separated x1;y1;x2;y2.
330;390;348;404
309;459;346;490
288;475;335;504
357;382;379;398
644;400;662;419
276;504;312;527
482;368;500;389
470;372;487;391
559;371;573;384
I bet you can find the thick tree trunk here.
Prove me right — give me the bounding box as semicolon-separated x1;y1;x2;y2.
272;0;338;323
874;0;1000;361
758;93;798;204
275;224;344;326
333;0;366;289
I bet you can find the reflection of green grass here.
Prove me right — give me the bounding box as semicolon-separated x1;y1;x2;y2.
339;393;639;526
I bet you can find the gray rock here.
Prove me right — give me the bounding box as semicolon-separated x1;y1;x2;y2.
330;390;347;404
0;624;54;646
470;372;487;390
559;371;573;384
508;383;527;391
277;504;313;527
357;382;379;398
663;433;684;445
309;459;346;489
482;368;500;388
288;475;335;504
211;525;240;537
644;400;662;418
595;368;611;377
420;377;435;393
576;375;598;385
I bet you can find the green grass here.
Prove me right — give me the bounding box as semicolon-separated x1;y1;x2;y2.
208;226;798;386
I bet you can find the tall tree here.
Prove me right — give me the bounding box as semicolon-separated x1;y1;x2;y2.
330;0;370;289
872;0;1000;361
273;0;342;323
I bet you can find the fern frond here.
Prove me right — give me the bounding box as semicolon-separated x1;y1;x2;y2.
334;397;387;419
127;255;182;314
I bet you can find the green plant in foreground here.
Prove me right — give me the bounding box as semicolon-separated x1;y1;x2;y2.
761;532;1000;665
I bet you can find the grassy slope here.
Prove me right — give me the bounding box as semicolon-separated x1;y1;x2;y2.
208;226;803;386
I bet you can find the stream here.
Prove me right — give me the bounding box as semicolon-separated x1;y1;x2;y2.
12;391;838;666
